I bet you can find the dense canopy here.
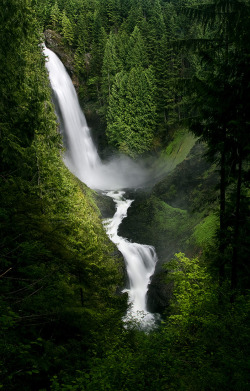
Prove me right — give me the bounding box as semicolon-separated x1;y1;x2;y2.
0;0;249;390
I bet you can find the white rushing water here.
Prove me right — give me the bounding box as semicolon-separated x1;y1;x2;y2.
103;191;158;329
44;46;159;329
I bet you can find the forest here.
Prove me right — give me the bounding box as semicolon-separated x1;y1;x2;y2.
0;0;249;390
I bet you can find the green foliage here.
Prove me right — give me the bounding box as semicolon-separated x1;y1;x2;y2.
165;253;214;320
182;0;250;291
50;254;250;391
101;32;122;103
126;26;148;69
107;66;156;156
32;0;52;28
192;214;218;247
151;198;188;234
33;0;193;152
163;128;196;161
0;0;42;165
50;1;61;31
160;253;250;391
61;10;74;46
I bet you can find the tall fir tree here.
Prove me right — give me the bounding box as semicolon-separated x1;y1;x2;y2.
126;25;148;69
183;0;250;294
50;1;61;31
61;10;74;45
101;32;122;105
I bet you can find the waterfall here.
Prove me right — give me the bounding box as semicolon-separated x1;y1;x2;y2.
104;191;158;329
44;46;159;329
43;47;101;184
43;47;148;190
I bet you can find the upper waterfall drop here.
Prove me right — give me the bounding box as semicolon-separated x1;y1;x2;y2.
43;47;101;180
43;46;149;190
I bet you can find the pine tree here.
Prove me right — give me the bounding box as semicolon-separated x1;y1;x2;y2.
88;11;107;101
61;10;74;46
126;26;148;69
153;34;180;139
97;0;122;32
141;0;166;57
76;11;90;54
126;0;144;33
50;1;61;31
101;32;122;104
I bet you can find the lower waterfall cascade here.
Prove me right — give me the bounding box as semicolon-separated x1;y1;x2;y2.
103;191;159;329
44;46;159;329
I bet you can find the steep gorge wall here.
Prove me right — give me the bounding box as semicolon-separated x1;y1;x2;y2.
119;141;218;312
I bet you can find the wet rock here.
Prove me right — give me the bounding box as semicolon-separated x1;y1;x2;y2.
93;191;116;218
147;270;173;314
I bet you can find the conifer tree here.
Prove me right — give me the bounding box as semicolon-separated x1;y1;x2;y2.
98;0;121;32
142;0;166;57
126;0;144;33
101;32;122;103
50;1;61;31
126;26;148;69
107;66;156;156
88;11;107;101
183;0;250;293
153;34;180;138
61;10;74;46
76;11;90;54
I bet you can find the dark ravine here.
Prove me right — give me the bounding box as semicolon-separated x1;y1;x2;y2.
44;42;217;316
119;142;218;313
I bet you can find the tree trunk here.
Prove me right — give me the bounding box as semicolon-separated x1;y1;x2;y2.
231;148;242;299
219;138;226;287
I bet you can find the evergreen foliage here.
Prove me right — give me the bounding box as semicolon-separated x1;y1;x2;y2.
50;1;61;31
181;0;250;293
101;32;122;103
1;0;250;389
106;66;156;156
61;10;74;46
50;255;250;391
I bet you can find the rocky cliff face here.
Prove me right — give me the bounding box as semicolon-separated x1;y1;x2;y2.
44;29;79;90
